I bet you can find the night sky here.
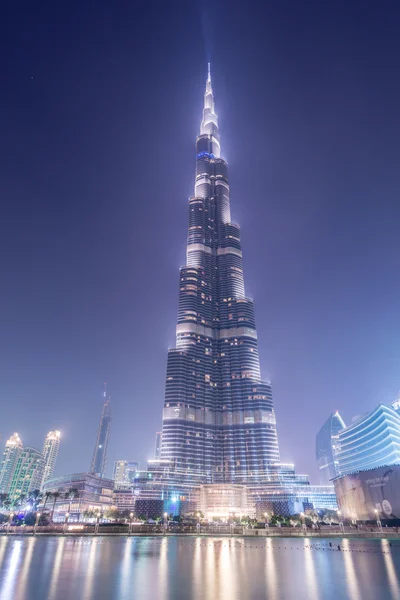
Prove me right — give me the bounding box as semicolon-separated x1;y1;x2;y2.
1;1;400;482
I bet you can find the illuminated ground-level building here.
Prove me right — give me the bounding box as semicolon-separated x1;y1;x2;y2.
113;489;136;513
42;472;114;521
334;464;400;521
132;461;337;519
199;484;255;519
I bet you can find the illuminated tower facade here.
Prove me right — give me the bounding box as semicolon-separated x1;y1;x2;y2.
8;447;45;499
0;433;23;493
41;430;61;487
90;386;112;478
160;66;280;484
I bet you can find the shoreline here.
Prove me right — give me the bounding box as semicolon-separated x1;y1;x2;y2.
1;530;400;540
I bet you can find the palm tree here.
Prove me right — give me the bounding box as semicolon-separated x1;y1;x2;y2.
50;491;61;521
28;489;43;511
13;494;27;512
0;493;9;511
42;491;52;513
65;488;80;513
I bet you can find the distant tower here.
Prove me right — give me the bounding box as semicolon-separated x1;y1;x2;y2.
316;411;346;484
90;384;112;478
154;432;162;459
113;460;139;489
41;430;61;487
0;433;23;494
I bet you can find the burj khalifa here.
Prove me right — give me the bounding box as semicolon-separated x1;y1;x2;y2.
159;66;280;484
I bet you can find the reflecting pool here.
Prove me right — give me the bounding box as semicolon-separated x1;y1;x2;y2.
0;536;399;599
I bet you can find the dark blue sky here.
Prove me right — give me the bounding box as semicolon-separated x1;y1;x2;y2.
1;0;400;482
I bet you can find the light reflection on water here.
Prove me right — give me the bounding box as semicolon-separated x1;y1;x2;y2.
0;536;398;600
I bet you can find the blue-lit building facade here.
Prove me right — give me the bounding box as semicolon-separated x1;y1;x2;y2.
333;403;400;519
336;404;400;476
316;411;346;484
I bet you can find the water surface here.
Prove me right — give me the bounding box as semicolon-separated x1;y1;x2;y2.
0;536;399;599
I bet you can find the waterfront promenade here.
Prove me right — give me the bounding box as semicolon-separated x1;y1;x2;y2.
2;524;400;539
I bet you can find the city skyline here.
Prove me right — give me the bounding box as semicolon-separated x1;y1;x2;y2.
2;1;400;481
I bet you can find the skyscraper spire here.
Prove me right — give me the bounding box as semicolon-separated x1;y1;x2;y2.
159;67;280;484
200;65;220;156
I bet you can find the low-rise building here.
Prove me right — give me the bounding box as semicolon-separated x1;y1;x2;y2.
42;472;114;520
113;488;136;512
334;464;400;521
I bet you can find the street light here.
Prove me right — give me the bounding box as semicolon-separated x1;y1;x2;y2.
264;512;269;533
229;512;234;536
300;512;307;533
34;512;41;535
95;511;101;535
337;510;344;533
7;512;14;535
374;508;382;532
196;512;201;534
164;512;168;533
63;512;69;534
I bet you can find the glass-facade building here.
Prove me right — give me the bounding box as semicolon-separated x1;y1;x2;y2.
8;447;45;499
160;65;280;484
336;403;400;476
0;433;23;494
316;411;345;484
113;460;139;489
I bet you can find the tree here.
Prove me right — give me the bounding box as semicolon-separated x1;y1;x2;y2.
50;491;61;521
289;515;301;528
28;489;43;511
24;512;37;526
321;509;338;525
270;514;285;527
103;507;118;520
13;494;27;513
305;510;320;527
42;491;52;512
83;509;96;520
65;488;80;513
3;497;11;512
0;494;9;510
